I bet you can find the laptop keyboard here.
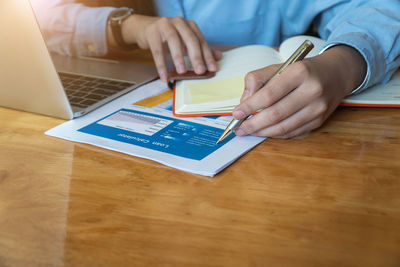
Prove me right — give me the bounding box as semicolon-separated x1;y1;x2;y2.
59;72;136;108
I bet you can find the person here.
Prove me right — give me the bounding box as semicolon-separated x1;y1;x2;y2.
32;0;400;138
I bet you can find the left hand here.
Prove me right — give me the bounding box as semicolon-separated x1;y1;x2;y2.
116;15;222;82
233;45;367;138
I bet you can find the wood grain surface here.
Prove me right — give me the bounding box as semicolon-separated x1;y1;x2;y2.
0;49;399;267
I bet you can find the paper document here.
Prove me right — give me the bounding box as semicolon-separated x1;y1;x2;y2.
45;80;265;177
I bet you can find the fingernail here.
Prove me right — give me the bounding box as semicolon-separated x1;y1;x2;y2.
160;71;168;82
195;64;205;74
209;62;217;71
233;110;246;119
177;63;186;74
235;128;247;136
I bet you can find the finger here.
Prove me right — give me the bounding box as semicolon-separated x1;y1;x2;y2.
233;62;305;120
272;96;340;139
172;18;206;74
241;64;280;101
239;99;329;138
262;116;325;139
272;118;321;139
159;20;187;74
147;30;168;82
187;20;218;72
212;50;223;61
237;76;323;134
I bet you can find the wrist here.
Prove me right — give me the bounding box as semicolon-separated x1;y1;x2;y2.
120;14;137;45
121;15;159;49
107;8;137;50
320;45;367;94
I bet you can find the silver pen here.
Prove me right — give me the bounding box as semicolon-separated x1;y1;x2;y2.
217;40;314;144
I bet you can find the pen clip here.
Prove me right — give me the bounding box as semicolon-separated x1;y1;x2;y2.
278;40;314;73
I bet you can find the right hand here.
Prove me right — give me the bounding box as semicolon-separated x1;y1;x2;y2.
232;45;367;139
121;15;222;82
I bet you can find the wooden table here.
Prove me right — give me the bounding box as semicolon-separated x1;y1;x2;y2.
1;49;400;267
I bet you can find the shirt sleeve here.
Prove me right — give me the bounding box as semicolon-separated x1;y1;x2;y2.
315;0;400;93
30;0;115;57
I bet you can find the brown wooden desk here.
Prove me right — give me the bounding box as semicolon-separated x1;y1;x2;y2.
1;50;400;267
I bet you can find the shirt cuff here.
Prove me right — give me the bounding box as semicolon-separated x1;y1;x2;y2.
319;32;385;95
74;6;115;56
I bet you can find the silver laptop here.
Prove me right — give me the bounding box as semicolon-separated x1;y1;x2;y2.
0;0;157;120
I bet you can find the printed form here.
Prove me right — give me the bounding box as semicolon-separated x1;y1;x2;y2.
45;80;265;177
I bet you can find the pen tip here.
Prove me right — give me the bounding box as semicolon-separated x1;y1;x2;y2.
216;129;232;144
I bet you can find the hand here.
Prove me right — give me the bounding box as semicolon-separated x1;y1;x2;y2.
233;45;367;138
118;15;222;82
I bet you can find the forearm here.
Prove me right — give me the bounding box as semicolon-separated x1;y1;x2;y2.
31;0;113;56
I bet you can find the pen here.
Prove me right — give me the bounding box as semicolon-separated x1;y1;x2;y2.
216;39;314;144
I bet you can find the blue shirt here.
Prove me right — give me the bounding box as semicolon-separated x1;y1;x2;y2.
31;0;400;92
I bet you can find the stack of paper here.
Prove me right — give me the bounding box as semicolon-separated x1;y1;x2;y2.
45;80;265;177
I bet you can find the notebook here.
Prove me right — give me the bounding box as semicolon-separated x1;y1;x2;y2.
0;0;157;120
173;35;399;117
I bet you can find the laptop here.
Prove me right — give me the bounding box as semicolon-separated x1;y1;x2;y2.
0;0;158;120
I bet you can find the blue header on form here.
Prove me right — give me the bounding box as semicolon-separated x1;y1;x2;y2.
78;108;234;160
